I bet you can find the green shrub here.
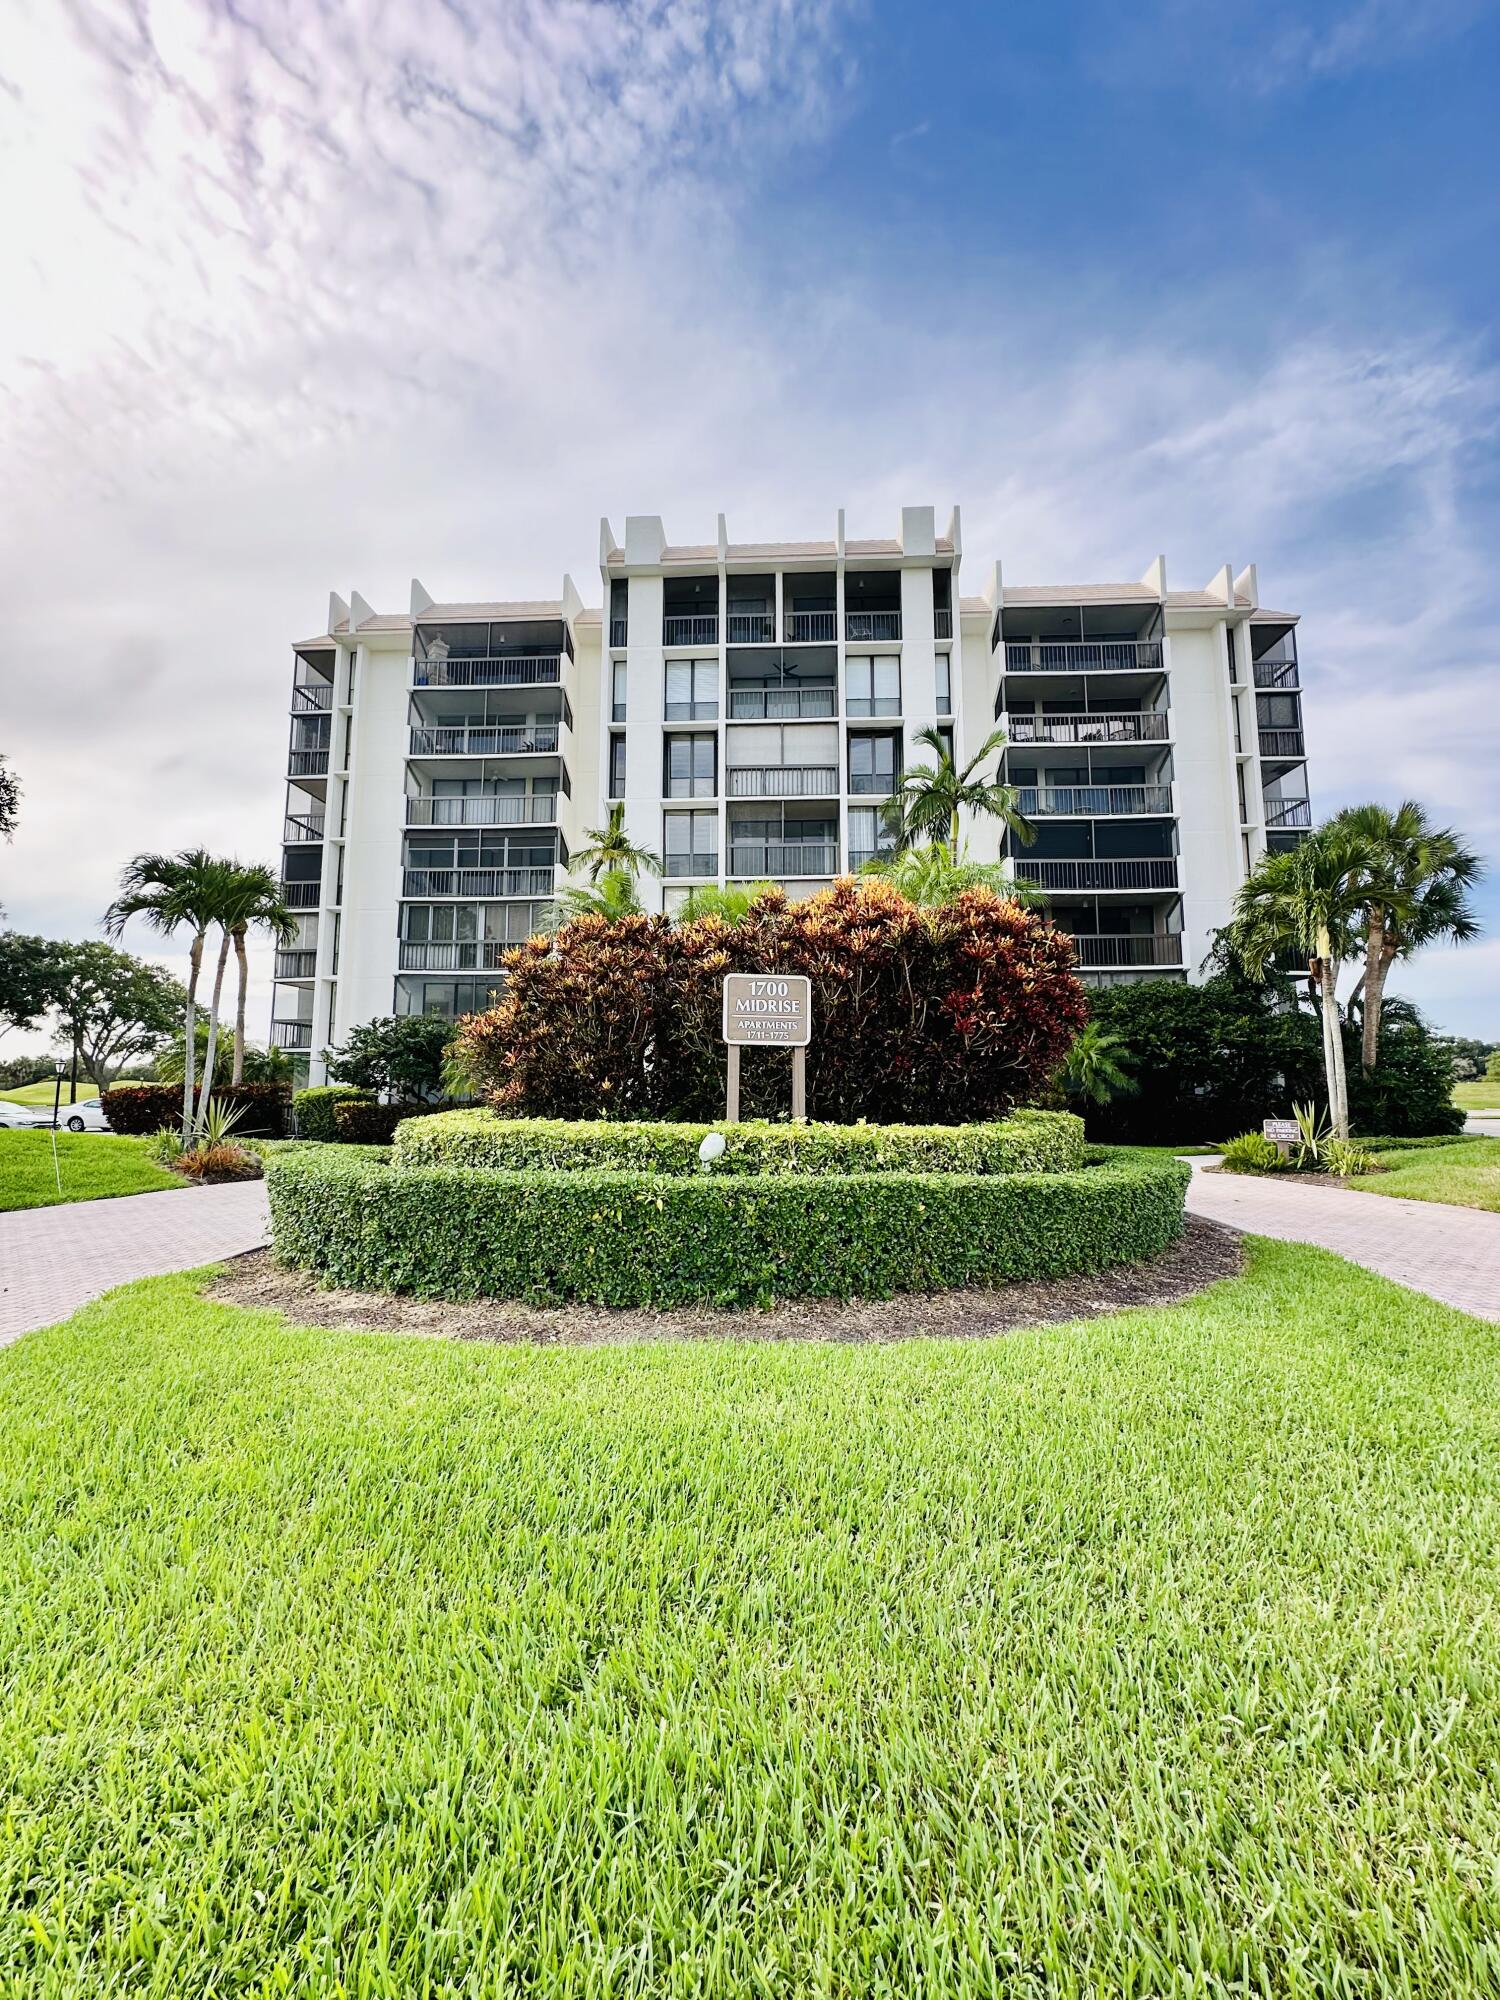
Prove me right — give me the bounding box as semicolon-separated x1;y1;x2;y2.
292;1085;370;1142
392;1108;1085;1177
1347;1018;1463;1138
1216;1131;1285;1174
1324;1138;1378;1179
265;1147;1189;1308
332;1099;446;1145
103;1082;289;1137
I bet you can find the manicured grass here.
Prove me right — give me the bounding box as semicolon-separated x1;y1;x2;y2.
0;1080;99;1106
0;1129;183;1211
3;1243;1500;1993
1366;1135;1500;1212
1453;1080;1500;1113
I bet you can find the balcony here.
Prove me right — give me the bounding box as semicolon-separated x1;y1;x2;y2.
283;811;325;843
270;1020;313;1050
1067;933;1185;969
1264;798;1313;829
728;686;836;720
282;881;320;908
398;941;511;972
1007;712;1169;746
291;682;333;712
784;611;836;643
1253;658;1299;690
845;610;901;643
274;949;317;980
848;848;895;871
406;794;557;827
288;749;329;778
1013;857;1180;894
1004;639;1163;674
610;619;628;647
848;771;896;796
726;612;775;644
729;841;838;878
409;725;559;757
663;614;718;647
727;765;838;799
401;867;554;899
1259;728;1306;760
1018;784;1173;816
933;609;953;640
663;852;719;879
414;655;561;689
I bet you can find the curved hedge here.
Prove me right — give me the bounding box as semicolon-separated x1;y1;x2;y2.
265;1147;1188;1308
391;1108;1085;1177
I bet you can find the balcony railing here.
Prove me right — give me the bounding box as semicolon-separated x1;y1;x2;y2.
274;949;317;980
664;702;719;723
848;771;897;796
1253;658;1299;690
414;655;561;689
934;609;952;639
1264;798;1313;829
784;611;836;643
1007;712;1169;746
1004;639;1163;674
610;619;628;647
848;848;895;871
398;941;511;972
283;812;325;843
726;611;775;644
727;765;839;799
282;881;320;908
402;867;554;900
728;686;836;720
845;610;902;642
405;794;557;826
409;725;559;757
663;614;718;647
1013;857;1180;894
1018;784;1173;816
663;853;719;878
729;841;838;878
270;1020;313;1050
1067;933;1185;969
291;682;333;712
1259;728;1306;760
288;749;329;778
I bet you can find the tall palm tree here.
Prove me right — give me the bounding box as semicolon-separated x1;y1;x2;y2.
550;869;645;927
216;864;299;1088
1330;801;1482;1071
1227;825;1371;1137
103;849;237;1140
884;726;1034;859
570;804;663;883
859;842;1034;909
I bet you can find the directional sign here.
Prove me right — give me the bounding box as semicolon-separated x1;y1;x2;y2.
721;974;812;1048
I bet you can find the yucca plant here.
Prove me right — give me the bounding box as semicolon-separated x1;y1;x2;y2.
1292;1100;1331;1170
198;1095;248;1147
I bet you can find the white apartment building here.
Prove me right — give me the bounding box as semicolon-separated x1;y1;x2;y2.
273;505;1310;1077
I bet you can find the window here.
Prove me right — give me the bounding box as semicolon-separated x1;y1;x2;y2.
935;653;952;717
664;733;717;799
611;661;627;723
608;734;626;799
846;655;900;717
665;657;718;721
848;734;898;795
664;809;718;877
848;806;895;868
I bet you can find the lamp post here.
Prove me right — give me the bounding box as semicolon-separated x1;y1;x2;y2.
50;1057;66;1196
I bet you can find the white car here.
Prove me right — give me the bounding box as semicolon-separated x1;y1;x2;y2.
0;1100;46;1129
36;1099;110;1134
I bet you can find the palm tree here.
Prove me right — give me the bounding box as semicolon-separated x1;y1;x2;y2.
1227;826;1371;1138
216;864;299;1088
1059;1021;1135;1107
550;869;645;926
103;849;237;1140
884;726;1034;859
1330;801;1482;1072
570;804;663;883
859;843;1032;909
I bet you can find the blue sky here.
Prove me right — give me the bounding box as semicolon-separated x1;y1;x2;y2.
2;0;1498;1033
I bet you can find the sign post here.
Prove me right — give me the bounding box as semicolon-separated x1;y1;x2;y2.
721;974;813;1124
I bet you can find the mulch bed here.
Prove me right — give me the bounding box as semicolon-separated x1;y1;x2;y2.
203;1216;1245;1347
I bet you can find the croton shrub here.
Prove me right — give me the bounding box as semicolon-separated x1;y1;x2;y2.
451;879;1086;1124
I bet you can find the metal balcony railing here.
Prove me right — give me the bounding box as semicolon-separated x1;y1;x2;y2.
398;940;511;972
291;682;333;712
848;771;897;795
729;841;838;877
664;702;719;722
401;867;554;899
610;619;628;647
1004;639;1163;673
1264;798;1313;829
288;749;329;778
663;614;719;646
845;610;902;642
727;765;839;799
413;655;561;689
1259;728;1306;760
663;853;719;878
274;949;317;980
1067;933;1185;969
934;609;952;639
728;686;836;720
408;725;559;757
1012;857;1180;893
784;611;837;642
1007;712;1169;745
282;881;320;908
1253;658;1299;690
1018;783;1173;816
283;812;325;843
848;848;896;871
726;612;775;643
405;794;557;826
270;1020;313;1049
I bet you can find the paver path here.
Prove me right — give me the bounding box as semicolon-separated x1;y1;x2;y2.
1184;1160;1500;1322
0;1182;271;1346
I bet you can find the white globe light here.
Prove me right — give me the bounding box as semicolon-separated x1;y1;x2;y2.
698;1131;727;1163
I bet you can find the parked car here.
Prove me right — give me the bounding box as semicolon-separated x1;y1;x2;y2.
36;1099;110;1134
0;1100;46;1129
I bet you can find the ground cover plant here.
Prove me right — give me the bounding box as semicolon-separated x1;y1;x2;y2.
3;1242;1500;1993
1363;1135;1500;1212
0;1129;185;1211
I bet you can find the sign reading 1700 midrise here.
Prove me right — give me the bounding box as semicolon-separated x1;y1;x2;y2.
721;974;812;1047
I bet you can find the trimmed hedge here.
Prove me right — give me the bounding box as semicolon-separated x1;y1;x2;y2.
103;1082;290;1137
292;1085;371;1142
265;1146;1189;1308
392;1108;1085;1177
332;1099;446;1145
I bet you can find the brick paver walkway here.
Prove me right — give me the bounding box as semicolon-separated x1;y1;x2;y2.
1185;1161;1500;1322
0;1182;271;1346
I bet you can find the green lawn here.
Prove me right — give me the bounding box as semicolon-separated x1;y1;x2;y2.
0;1129;183;1211
0;1079;100;1106
1367;1135;1500;1212
1454;1080;1500;1113
3;1243;1499;1994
